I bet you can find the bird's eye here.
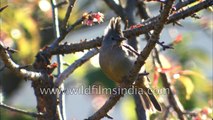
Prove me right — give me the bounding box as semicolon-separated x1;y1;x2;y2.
111;36;115;40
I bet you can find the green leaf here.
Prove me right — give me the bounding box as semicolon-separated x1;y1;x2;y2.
178;76;194;100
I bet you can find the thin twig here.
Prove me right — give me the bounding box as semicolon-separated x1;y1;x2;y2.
51;0;61;47
163;106;171;119
103;0;127;22
87;90;124;120
0;44;43;81
5;47;18;53
182;111;197;117
0;5;8;12
0;103;44;118
51;0;65;119
55;48;99;87
136;0;151;19
125;0;138;49
61;0;76;31
55;1;68;8
172;0;196;11
167;0;213;24
135;1;155;119
153;48;186;120
160;73;186;120
156;41;174;50
66;17;85;32
50;17;85;49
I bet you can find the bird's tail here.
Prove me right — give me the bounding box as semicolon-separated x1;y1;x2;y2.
135;77;162;111
138;86;162;111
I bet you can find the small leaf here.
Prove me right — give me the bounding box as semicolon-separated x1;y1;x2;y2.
178;76;194;100
179;70;205;79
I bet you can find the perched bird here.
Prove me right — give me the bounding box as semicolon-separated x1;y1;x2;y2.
99;17;161;111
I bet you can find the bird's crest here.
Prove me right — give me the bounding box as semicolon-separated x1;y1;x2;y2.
104;17;122;36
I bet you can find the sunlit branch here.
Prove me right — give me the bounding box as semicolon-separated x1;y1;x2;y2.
0;103;44;118
0;44;43;81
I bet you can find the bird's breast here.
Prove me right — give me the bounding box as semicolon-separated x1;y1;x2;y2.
99;47;134;83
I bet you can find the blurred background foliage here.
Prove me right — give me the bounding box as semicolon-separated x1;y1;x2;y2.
0;0;212;120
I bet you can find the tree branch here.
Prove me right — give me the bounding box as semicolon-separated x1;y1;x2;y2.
0;103;43;118
135;1;154;119
55;1;68;8
172;0;197;11
153;48;186;120
144;2;187;119
125;0;138;49
49;37;103;55
48;0;212;55
103;0;127;22
61;0;76;31
55;48;99;87
136;0;151;20
167;0;213;24
50;0;65;119
0;5;8;12
160;73;186;120
0;44;43;81
87;91;124;120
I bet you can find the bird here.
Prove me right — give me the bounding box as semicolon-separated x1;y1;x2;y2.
99;17;161;111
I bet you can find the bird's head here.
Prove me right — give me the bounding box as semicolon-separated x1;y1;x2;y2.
103;17;126;46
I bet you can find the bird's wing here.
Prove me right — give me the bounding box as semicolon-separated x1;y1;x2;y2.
122;44;140;57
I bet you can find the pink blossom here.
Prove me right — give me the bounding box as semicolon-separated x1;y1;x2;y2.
82;12;104;26
91;12;104;23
